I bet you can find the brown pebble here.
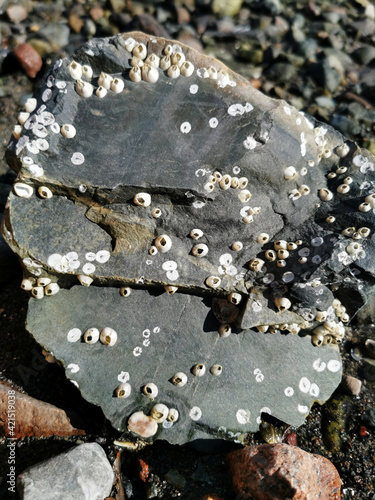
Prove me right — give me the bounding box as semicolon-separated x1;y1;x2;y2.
69;14;84;33
13;43;43;78
90;6;105;22
177;7;191;25
340;374;362;396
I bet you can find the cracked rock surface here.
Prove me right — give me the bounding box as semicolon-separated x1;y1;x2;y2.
2;32;375;444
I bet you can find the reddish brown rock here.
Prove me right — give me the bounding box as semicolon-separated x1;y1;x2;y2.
0;382;84;438
227;444;342;500
13;43;43;78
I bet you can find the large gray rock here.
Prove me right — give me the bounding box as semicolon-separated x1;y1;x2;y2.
2;31;375;443
17;443;114;500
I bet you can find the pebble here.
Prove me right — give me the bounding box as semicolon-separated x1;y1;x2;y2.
13;43;43;78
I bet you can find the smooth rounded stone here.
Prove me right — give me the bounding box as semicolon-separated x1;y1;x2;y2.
13;44;43;79
340;374;362;396
17;443;114;500
351;45;375;66
309;59;342;93
227;444;342;499
26;286;342;444
211;0;244;17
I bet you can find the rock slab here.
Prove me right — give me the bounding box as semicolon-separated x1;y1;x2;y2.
17;442;114;500
0;382;84;438
227;443;342;500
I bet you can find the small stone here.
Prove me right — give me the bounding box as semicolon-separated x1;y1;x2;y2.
13;44;43;78
363;408;375;429
69;14;84;34
6;4;29;24
90;6;105;22
211;0;244;17
0;382;84;438
364;339;375;359
17;443;114;500
227;444;342;499
340;375;362;396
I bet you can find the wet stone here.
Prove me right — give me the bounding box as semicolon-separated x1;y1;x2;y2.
2;32;375;445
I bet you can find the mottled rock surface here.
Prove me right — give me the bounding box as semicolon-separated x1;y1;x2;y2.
2;31;375;444
227;443;342;499
17;442;114;500
0;382;84;438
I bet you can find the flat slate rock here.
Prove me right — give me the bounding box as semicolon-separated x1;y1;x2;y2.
27;286;342;443
2;31;375;443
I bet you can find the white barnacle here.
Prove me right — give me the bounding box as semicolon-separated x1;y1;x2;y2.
319;188;333;201
142;382;158;399
231;177;239;188
257;233;269;244
274;297;291;312
164;44;173;56
249;258;265;272
228;292;242;305
312;333;324;347
98;72;113;90
164;285;178;295
142;64;159;83
315;311;328;322
336;143;350;158
120;287;131;297
129;66;142;83
205;276;221;288
96;86;107;98
208;66;218;79
171;52;185;67
110;77;125;93
131;56;144;68
210;364;222;376
31;286;44;299
133;43;147;60
160;55;171;70
116;382;131;398
298;185;310;196
365;194;375;208
265;249;276;261
83;327;100;344
337;184;350;194
359;202;371;212
192;363;206;377
257;325;269;333
352;231;362;240
18;112;30;125
231;241;243;252
68;61;82;80
100;327;117;346
123;37;137;52
76;79;93;98
289;189;301;200
167;64;180;79
190;229;203;239
192;243;208;258
238;190;252;203
167;408;179;422
287;242;297;250
61;124;76;139
358;227;370;238
326;216;335;223
213;171;223;182
25;97;37;113
14;183;33;198
219;324;231;337
344;176;353;185
277;249;289;259
342;227;356;236
13;125;22;139
151;403;168;423
284;166;297;180
21;278;35;291
82;65;93;80
219;174;231;190
78;275;93;286
171;372;187;387
204;182;215;193
238;177;248;189
149;246;158;255
38;186;52;199
300;167;308;176
145;54;160;68
277;259;287;267
328;172;336;179
346;241;361;255
134;192;151;207
44;283;59;296
274;240;287;250
180;61;194;77
155;234;172;253
152;208;162;218
336;166;347;174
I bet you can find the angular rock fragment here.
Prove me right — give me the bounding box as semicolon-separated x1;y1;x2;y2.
227;443;342;499
2;31;375;444
17;443;114;500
